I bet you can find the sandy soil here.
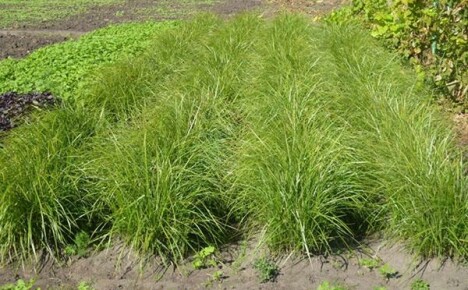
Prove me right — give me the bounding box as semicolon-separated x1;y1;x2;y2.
0;240;467;290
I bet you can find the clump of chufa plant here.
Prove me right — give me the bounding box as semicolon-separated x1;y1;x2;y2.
0;13;466;265
253;258;279;283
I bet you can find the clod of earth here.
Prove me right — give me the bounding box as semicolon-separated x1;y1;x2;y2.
0;92;58;131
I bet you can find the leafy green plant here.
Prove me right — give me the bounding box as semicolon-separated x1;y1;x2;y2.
203;269;225;287
411;279;430;290
253;258;279;283
212;270;224;281
0;279;36;290
65;232;91;257
379;264;398;280
192;246;217;269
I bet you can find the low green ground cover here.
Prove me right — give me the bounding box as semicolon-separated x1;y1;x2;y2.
0;0;122;28
0;21;177;100
0;14;466;264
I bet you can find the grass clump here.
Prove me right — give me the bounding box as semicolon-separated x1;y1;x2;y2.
0;107;103;262
319;25;468;259
83;15;260;260
0;14;466;263
231;15;369;255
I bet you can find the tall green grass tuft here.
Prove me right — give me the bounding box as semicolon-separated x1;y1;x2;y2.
319;24;468;259
231;15;370;254
0;107;104;262
84;14;263;260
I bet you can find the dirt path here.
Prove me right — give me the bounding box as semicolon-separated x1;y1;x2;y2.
0;0;269;60
0;30;85;37
1;241;466;289
0;30;86;59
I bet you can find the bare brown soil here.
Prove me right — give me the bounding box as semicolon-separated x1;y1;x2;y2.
0;31;82;60
1;241;467;290
273;0;350;15
0;0;267;60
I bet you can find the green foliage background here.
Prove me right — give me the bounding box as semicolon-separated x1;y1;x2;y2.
335;0;467;110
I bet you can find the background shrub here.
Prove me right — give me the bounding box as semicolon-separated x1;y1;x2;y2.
339;0;467;110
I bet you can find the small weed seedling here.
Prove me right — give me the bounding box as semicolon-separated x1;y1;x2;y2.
317;281;347;290
373;287;387;290
204;270;225;287
253;258;279;283
77;281;95;290
0;279;36;290
411;279;430;290
212;270;224;281
379;264;398;280
359;257;381;270
64;232;91;257
192;246;217;269
232;240;248;272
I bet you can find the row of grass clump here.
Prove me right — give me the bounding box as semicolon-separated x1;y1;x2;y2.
0;14;466;264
